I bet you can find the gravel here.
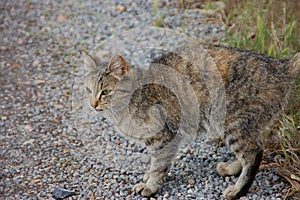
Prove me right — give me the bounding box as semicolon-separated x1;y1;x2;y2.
0;0;292;199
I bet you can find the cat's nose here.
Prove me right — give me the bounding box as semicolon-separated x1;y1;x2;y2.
90;101;98;108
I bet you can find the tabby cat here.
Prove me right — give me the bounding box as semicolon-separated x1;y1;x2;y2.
82;43;300;199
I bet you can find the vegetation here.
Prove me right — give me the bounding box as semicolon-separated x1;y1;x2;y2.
153;0;165;27
223;0;299;58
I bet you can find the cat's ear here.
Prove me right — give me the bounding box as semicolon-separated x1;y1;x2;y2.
108;55;129;80
82;50;97;71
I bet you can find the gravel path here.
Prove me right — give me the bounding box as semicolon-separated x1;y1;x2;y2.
0;0;292;199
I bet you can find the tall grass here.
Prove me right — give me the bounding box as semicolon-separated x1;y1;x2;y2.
224;1;299;58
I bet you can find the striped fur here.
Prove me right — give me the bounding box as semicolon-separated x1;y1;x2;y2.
83;44;300;199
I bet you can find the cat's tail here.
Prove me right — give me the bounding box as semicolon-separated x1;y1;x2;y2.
288;52;300;78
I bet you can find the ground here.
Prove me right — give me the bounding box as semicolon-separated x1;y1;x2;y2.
0;0;292;199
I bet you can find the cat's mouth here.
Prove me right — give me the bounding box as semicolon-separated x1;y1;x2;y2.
93;103;108;112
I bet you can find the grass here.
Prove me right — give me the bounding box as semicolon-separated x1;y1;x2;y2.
153;0;165;27
223;0;299;58
222;0;300;197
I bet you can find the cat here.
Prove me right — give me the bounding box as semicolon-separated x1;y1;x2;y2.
82;43;300;200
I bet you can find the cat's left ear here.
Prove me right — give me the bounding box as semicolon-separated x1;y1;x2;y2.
82;50;97;71
108;55;129;80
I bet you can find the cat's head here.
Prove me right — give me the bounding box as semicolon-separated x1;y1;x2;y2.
82;51;130;112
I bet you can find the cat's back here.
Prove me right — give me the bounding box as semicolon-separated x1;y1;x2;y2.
203;43;289;85
151;44;292;136
204;44;292;138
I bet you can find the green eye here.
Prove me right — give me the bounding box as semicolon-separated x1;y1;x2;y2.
86;87;92;93
102;89;111;95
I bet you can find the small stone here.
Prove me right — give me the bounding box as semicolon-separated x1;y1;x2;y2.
188;178;195;185
23;139;35;146
34;80;45;86
116;5;126;12
32;60;40;67
163;192;169;198
52;188;77;200
54;104;64;109
56;15;69;22
182;148;189;154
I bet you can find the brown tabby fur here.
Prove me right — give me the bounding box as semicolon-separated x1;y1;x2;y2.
82;43;300;199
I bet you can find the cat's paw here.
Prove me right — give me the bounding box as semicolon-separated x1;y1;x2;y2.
217;162;229;176
223;185;240;200
206;136;225;147
217;160;242;177
132;183;155;197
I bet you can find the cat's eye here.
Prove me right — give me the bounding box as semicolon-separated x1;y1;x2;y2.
86;87;92;94
102;89;111;95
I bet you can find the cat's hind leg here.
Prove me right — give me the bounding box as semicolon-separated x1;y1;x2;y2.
220;137;263;200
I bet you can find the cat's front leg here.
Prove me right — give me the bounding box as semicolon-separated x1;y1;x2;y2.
133;135;179;197
133;165;169;197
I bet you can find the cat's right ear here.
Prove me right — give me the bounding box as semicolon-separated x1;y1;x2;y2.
82;50;97;71
108;55;129;80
